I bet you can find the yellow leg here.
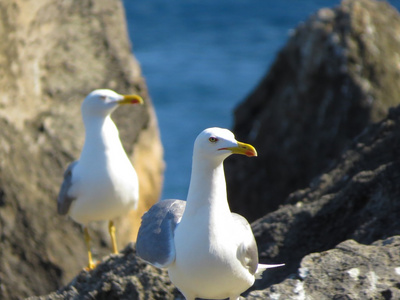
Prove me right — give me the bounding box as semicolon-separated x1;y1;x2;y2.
84;227;95;270
109;220;118;254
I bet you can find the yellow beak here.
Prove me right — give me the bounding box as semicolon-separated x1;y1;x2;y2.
118;94;144;105
219;141;257;157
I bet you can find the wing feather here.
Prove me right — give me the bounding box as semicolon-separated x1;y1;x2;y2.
232;213;259;275
57;161;78;215
136;199;186;268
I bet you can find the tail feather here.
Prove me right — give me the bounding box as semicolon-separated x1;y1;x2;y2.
255;263;285;279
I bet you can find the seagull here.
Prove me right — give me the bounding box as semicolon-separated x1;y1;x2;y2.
57;89;143;270
136;127;284;300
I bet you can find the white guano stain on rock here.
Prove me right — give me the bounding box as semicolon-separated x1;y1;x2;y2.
347;267;360;280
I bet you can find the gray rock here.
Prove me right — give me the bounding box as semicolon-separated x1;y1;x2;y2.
251;105;400;290
0;0;163;299
226;0;400;221
27;244;182;300
30;237;400;300
248;237;400;300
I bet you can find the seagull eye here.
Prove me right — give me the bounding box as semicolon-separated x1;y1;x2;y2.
100;95;107;101
209;137;218;143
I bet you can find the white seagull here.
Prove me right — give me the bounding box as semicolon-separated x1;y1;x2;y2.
136;127;284;300
57;89;143;270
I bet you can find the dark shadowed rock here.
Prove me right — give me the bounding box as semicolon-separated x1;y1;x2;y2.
0;0;163;299
252;105;400;290
226;0;400;222
30;237;400;300
27;244;182;300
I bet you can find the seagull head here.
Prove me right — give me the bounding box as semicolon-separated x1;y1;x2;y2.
193;127;257;163
81;89;143;118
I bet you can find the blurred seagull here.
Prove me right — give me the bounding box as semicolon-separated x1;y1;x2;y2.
136;127;284;300
57;89;143;270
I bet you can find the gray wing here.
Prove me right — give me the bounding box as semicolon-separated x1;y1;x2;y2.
232;213;259;275
136;199;186;268
57;161;78;215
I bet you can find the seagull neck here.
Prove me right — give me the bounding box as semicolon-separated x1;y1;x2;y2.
82;115;120;151
185;157;230;216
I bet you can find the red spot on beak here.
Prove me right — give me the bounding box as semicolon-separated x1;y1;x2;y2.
245;150;255;157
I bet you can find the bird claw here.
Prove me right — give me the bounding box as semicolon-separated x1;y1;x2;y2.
84;260;99;271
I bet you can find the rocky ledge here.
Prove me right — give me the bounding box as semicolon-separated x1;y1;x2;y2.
249;237;400;299
29;237;400;299
28;244;181;300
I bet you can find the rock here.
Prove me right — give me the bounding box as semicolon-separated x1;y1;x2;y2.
27;244;182;300
30;237;400;300
226;0;400;221
247;237;400;299
0;0;163;299
251;105;400;290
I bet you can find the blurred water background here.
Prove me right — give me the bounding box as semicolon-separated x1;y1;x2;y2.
123;0;400;201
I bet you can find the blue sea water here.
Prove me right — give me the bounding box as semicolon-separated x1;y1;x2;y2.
123;0;400;201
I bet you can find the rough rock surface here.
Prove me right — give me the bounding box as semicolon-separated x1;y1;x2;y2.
28;244;182;300
226;0;400;221
0;0;163;299
252;104;400;291
248;237;400;300
31;238;400;300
